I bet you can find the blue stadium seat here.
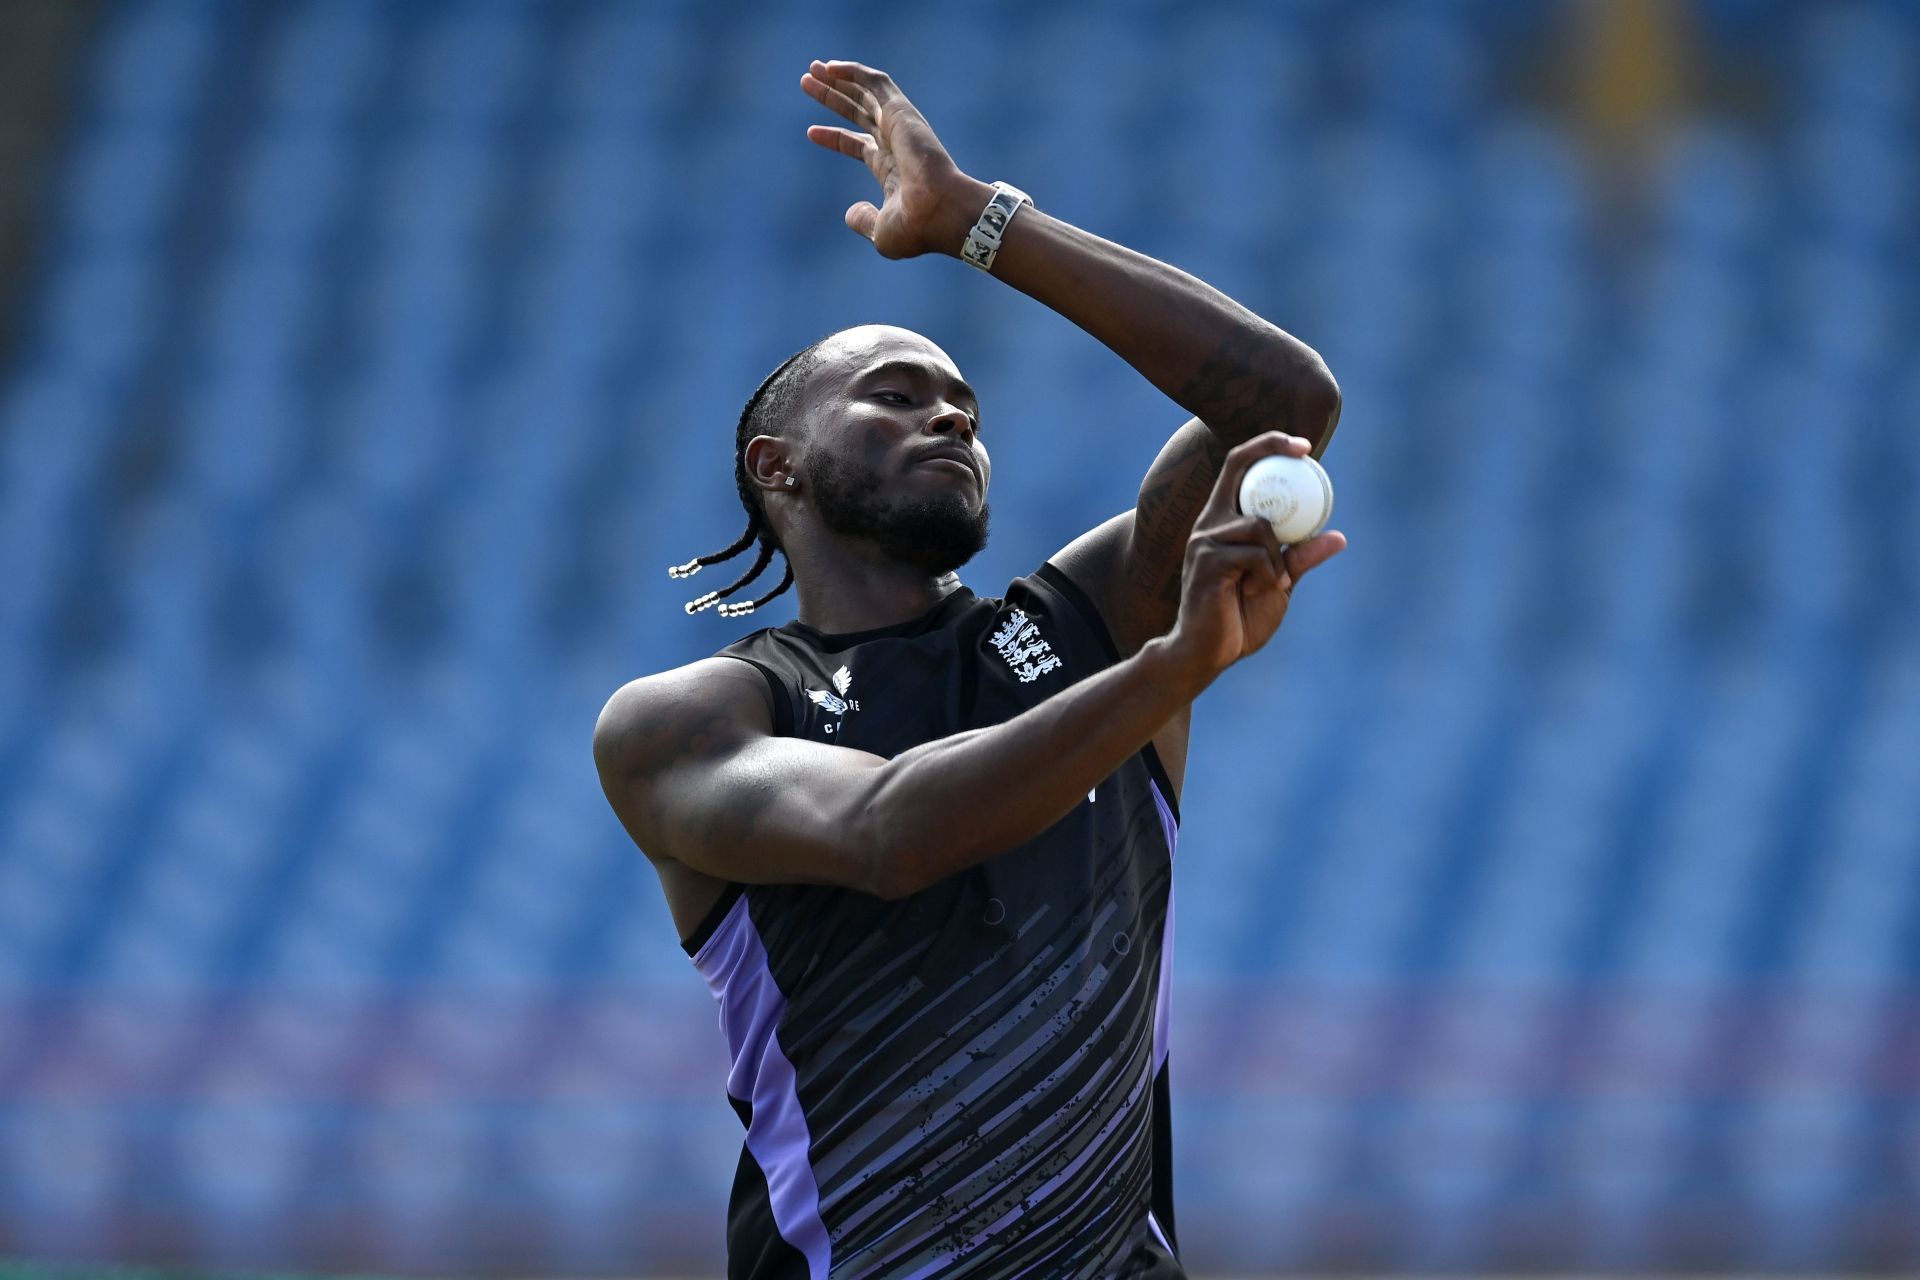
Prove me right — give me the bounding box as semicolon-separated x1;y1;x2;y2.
369;133;503;241
1651;123;1776;249
1351;4;1486;142
198;252;325;371
35;249;162;374
1795;3;1915;125
177;372;304;518
1788;121;1913;242
61;121;189;247
226;125;356;253
405;7;538;126
89;1;220;123
261;0;388;122
3;1104;127;1216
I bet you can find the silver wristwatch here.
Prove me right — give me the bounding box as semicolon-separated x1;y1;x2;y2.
960;182;1032;273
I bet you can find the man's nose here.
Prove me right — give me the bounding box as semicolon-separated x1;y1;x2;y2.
929;404;975;441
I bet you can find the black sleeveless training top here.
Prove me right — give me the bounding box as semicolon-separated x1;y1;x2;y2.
680;562;1185;1279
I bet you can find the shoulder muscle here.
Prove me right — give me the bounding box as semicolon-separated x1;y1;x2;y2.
593;658;894;894
594;658;771;788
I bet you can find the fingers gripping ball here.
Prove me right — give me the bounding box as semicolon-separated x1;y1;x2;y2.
1237;455;1334;545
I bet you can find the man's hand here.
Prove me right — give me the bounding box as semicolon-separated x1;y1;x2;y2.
801;60;982;259
1157;432;1347;687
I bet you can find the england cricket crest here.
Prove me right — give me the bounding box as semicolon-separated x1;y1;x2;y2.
989;608;1063;684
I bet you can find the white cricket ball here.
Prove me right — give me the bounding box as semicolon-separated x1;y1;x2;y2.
1237;454;1334;545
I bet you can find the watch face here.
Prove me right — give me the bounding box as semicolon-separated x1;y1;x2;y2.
982;205;1010;235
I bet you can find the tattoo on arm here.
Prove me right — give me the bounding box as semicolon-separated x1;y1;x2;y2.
1172;327;1300;441
1128;428;1228;606
1091;328;1331;646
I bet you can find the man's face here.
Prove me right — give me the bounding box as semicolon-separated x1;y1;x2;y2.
798;326;992;576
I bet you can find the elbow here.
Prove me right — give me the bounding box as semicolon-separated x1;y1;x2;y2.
1296;355;1342;451
842;798;923;901
844;763;932;900
847;801;966;901
1244;327;1342;452
851;839;919;902
851;817;940;901
865;859;922;902
841;758;1004;900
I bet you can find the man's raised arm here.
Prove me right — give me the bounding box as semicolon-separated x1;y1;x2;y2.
801;59;1341;453
802;60;1340;654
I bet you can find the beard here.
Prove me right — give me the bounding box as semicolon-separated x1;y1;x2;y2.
804;449;990;577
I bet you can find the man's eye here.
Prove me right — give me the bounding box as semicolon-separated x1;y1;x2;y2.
875;391;911;404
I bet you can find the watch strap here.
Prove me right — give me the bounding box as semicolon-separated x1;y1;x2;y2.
959;181;1032;272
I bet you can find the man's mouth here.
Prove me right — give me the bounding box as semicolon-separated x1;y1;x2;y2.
914;451;978;484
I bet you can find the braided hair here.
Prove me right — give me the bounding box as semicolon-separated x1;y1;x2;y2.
671;333;844;618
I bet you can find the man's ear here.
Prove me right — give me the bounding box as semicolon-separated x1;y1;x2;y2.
743;435;799;494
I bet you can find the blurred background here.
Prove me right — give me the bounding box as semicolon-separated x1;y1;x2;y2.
0;0;1915;1275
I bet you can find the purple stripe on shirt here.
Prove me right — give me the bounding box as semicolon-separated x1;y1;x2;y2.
691;893;832;1278
1149;779;1179;1071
